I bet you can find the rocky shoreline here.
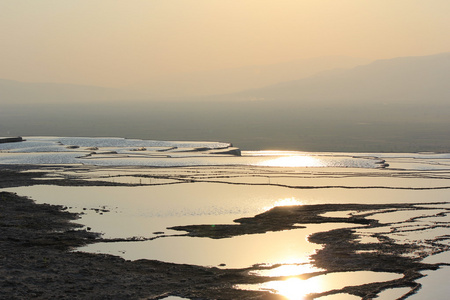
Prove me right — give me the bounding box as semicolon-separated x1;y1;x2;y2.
0;191;284;300
0;137;23;144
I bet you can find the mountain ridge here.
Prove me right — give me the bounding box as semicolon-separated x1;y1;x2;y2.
0;79;149;104
230;52;450;105
1;52;448;105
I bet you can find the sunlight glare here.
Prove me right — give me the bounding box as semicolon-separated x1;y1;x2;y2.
249;264;325;277
258;155;323;167
263;197;303;211
235;271;403;299
258;277;321;300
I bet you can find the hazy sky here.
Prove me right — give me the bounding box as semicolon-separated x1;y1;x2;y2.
1;0;449;88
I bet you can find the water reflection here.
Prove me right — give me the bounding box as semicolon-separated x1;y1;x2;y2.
77;226;339;268
264;197;304;211
268;277;320;300
249;264;324;277
236;271;402;299
258;155;323;167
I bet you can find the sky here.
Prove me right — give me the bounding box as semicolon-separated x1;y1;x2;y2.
0;0;449;89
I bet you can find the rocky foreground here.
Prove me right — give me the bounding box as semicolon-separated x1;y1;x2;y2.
0;191;283;300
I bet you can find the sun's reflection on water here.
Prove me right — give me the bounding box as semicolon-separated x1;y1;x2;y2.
269;277;319;300
236;271;402;300
263;197;304;211
239;277;321;300
249;264;324;277
258;155;324;167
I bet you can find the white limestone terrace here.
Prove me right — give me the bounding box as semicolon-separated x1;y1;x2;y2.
3;136;450;169
0;136;390;168
0;136;243;166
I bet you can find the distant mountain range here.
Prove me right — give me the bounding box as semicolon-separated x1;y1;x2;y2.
134;56;372;97
228;52;450;105
1;52;450;152
2;52;448;106
1;55;372;103
0;79;148;105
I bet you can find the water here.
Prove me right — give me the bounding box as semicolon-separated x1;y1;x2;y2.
235;271;403;300
2;136;450;299
407;267;450;300
78;225;355;268
3;136;450;170
0;136;388;168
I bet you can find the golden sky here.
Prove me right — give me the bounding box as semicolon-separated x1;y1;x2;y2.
0;0;449;88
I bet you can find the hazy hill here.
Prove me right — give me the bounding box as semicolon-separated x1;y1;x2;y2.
0;56;370;104
0;79;148;104
135;56;372;97
1;53;448;105
231;52;450;105
1;53;450;152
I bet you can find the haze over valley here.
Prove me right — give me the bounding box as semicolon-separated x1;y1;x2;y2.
2;52;449;151
1;1;450;151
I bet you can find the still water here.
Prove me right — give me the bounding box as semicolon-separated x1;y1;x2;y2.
3;137;450;299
